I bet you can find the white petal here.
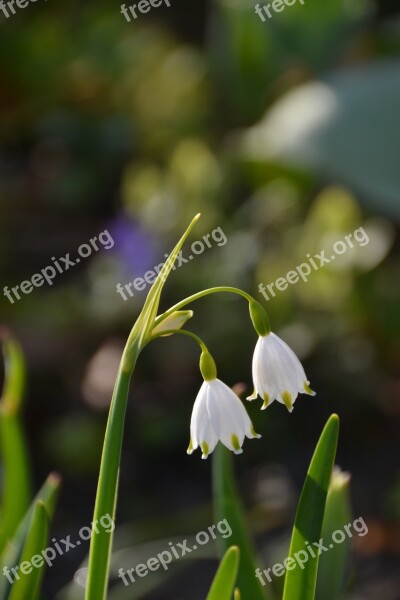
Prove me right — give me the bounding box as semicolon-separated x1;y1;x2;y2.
250;333;315;410
270;335;302;399
260;336;298;400
189;382;218;458
206;380;257;453
251;338;272;404
271;333;307;390
188;379;261;458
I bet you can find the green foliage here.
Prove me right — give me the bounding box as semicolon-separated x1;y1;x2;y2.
0;332;31;554
0;1;397;598
241;61;400;217
0;332;61;600
0;473;61;600
316;469;352;600
212;445;274;600
206;546;240;600
282;415;340;600
8;502;49;600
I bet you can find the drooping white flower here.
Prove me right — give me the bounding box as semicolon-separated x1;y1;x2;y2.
187;379;261;459
248;333;315;412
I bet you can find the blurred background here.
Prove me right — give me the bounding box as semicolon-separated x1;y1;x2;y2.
0;0;399;598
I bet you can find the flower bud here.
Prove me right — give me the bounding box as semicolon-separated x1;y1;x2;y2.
152;310;193;337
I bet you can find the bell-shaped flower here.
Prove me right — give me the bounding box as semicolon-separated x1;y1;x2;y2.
187;377;261;459
248;333;315;412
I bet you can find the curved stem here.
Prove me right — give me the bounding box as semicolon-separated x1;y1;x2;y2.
155;287;255;327
148;329;209;354
148;328;217;381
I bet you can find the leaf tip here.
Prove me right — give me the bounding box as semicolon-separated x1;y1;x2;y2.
328;413;340;429
48;471;62;488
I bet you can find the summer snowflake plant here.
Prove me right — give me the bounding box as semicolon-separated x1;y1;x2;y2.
80;215;341;600
0;217;343;600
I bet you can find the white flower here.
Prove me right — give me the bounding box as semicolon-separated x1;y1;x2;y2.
187;379;260;459
248;333;315;412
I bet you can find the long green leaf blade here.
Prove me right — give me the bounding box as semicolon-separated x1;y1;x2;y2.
282;414;340;600
315;468;352;600
206;546;240;600
85;215;201;600
8;502;49;600
0;473;60;600
0;331;32;552
212;445;273;600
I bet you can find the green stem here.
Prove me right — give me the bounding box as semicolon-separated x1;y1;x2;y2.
155;287;255;327
148;328;208;353
85;352;138;600
85;214;202;599
149;328;218;380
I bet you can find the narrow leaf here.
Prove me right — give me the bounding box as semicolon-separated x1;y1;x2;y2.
8;502;49;600
0;331;32;552
282;414;340;600
206;546;240;600
0;473;60;600
316;468;352;600
212;445;273;600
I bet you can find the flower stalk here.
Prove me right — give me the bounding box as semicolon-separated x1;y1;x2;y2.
85;214;201;600
85;213;315;598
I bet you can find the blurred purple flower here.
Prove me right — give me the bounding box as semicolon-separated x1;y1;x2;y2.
108;215;159;277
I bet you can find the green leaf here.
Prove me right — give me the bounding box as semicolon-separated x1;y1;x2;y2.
212;445;273;600
206;546;239;600
316;468;352;600
241;61;400;218
0;473;60;600
0;329;25;413
85;215;201;600
8;502;49;600
0;331;32;554
282;414;340;600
